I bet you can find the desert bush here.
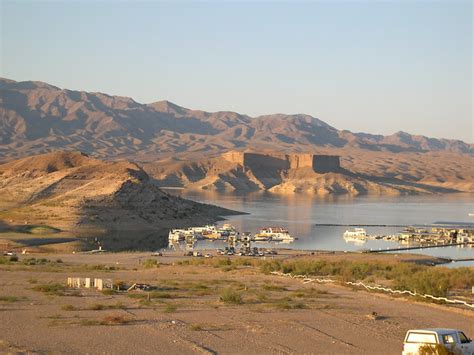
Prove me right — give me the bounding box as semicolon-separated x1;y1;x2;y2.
142;259;159;268
90;302;125;310
9;255;18;262
163;304;177;313
33;283;66;296
129;291;173;300
100;289;116;295
61;304;76;311
101;315;131;325
190;323;203;331
22;258;51;266
219;288;243;304
113;280;127;291
263;284;287;291
0;296;20;302
271;295;307;310
259;259;474;298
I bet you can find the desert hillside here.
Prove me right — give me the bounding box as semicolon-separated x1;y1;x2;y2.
0;78;472;163
0;151;236;250
145;150;472;195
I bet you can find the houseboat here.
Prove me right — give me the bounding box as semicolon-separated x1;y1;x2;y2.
254;227;295;242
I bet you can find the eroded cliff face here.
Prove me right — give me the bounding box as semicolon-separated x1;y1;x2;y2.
146;151;461;195
221;152;341;174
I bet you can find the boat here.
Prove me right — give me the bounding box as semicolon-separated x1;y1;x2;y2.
343;228;367;239
254;227;295;242
218;223;237;237
343;235;366;245
168;229;187;241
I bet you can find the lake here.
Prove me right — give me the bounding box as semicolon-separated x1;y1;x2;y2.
168;190;474;268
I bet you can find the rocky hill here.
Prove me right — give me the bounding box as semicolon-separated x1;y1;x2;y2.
1;78;472;164
145;151;472;195
0;151;236;249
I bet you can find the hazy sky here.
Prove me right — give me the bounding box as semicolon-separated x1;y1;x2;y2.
1;0;473;142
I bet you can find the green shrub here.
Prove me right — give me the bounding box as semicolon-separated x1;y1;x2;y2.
142;259;159;268
0;296;20;303
33;283;66;296
62;304;77;311
259;259;474;298
163;304;177;313
219;288;243;304
263;284;287;291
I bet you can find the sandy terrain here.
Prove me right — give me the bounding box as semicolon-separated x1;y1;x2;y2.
0;251;472;354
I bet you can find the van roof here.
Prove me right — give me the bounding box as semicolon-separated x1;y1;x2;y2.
408;329;460;334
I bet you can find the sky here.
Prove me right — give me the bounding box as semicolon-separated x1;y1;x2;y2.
1;0;473;142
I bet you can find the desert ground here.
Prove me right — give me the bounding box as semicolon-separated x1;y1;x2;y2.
0;251;472;354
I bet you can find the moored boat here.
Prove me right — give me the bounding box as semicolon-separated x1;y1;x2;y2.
254;227;295;242
343;228;367;239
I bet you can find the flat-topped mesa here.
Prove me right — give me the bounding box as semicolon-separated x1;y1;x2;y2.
222;151;341;173
311;155;341;173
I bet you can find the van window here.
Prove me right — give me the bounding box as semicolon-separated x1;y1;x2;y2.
406;332;437;344
442;334;456;344
458;332;470;344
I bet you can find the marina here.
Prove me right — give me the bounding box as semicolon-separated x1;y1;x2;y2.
168;191;474;267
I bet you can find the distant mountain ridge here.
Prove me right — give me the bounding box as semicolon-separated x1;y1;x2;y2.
0;77;472;162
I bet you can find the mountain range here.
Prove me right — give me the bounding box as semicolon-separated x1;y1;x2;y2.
1;77;472;163
1;77;473;195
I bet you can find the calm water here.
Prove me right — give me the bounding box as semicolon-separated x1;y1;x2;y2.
169;190;474;268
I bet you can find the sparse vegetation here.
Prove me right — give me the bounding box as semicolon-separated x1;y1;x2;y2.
219;288;243;304
101;315;131;325
163;304;177;313
61;304;77;311
100;289;117;295
274;297;308;310
263;284;287;291
142;259;159;268
33;283;66;296
259;259;474;297
190;323;203;331
0;296;21;303
90;302;126;311
128;291;173;300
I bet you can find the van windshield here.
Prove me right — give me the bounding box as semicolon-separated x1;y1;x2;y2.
406;332;437;344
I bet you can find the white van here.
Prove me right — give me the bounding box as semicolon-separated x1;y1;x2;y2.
403;329;473;355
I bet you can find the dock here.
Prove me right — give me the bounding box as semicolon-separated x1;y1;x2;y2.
366;242;474;253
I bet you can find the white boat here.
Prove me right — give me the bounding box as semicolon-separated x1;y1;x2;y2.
168;229;186;241
343;235;367;245
190;225;217;234
218;224;237;237
343;228;367;239
254;227;295;242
